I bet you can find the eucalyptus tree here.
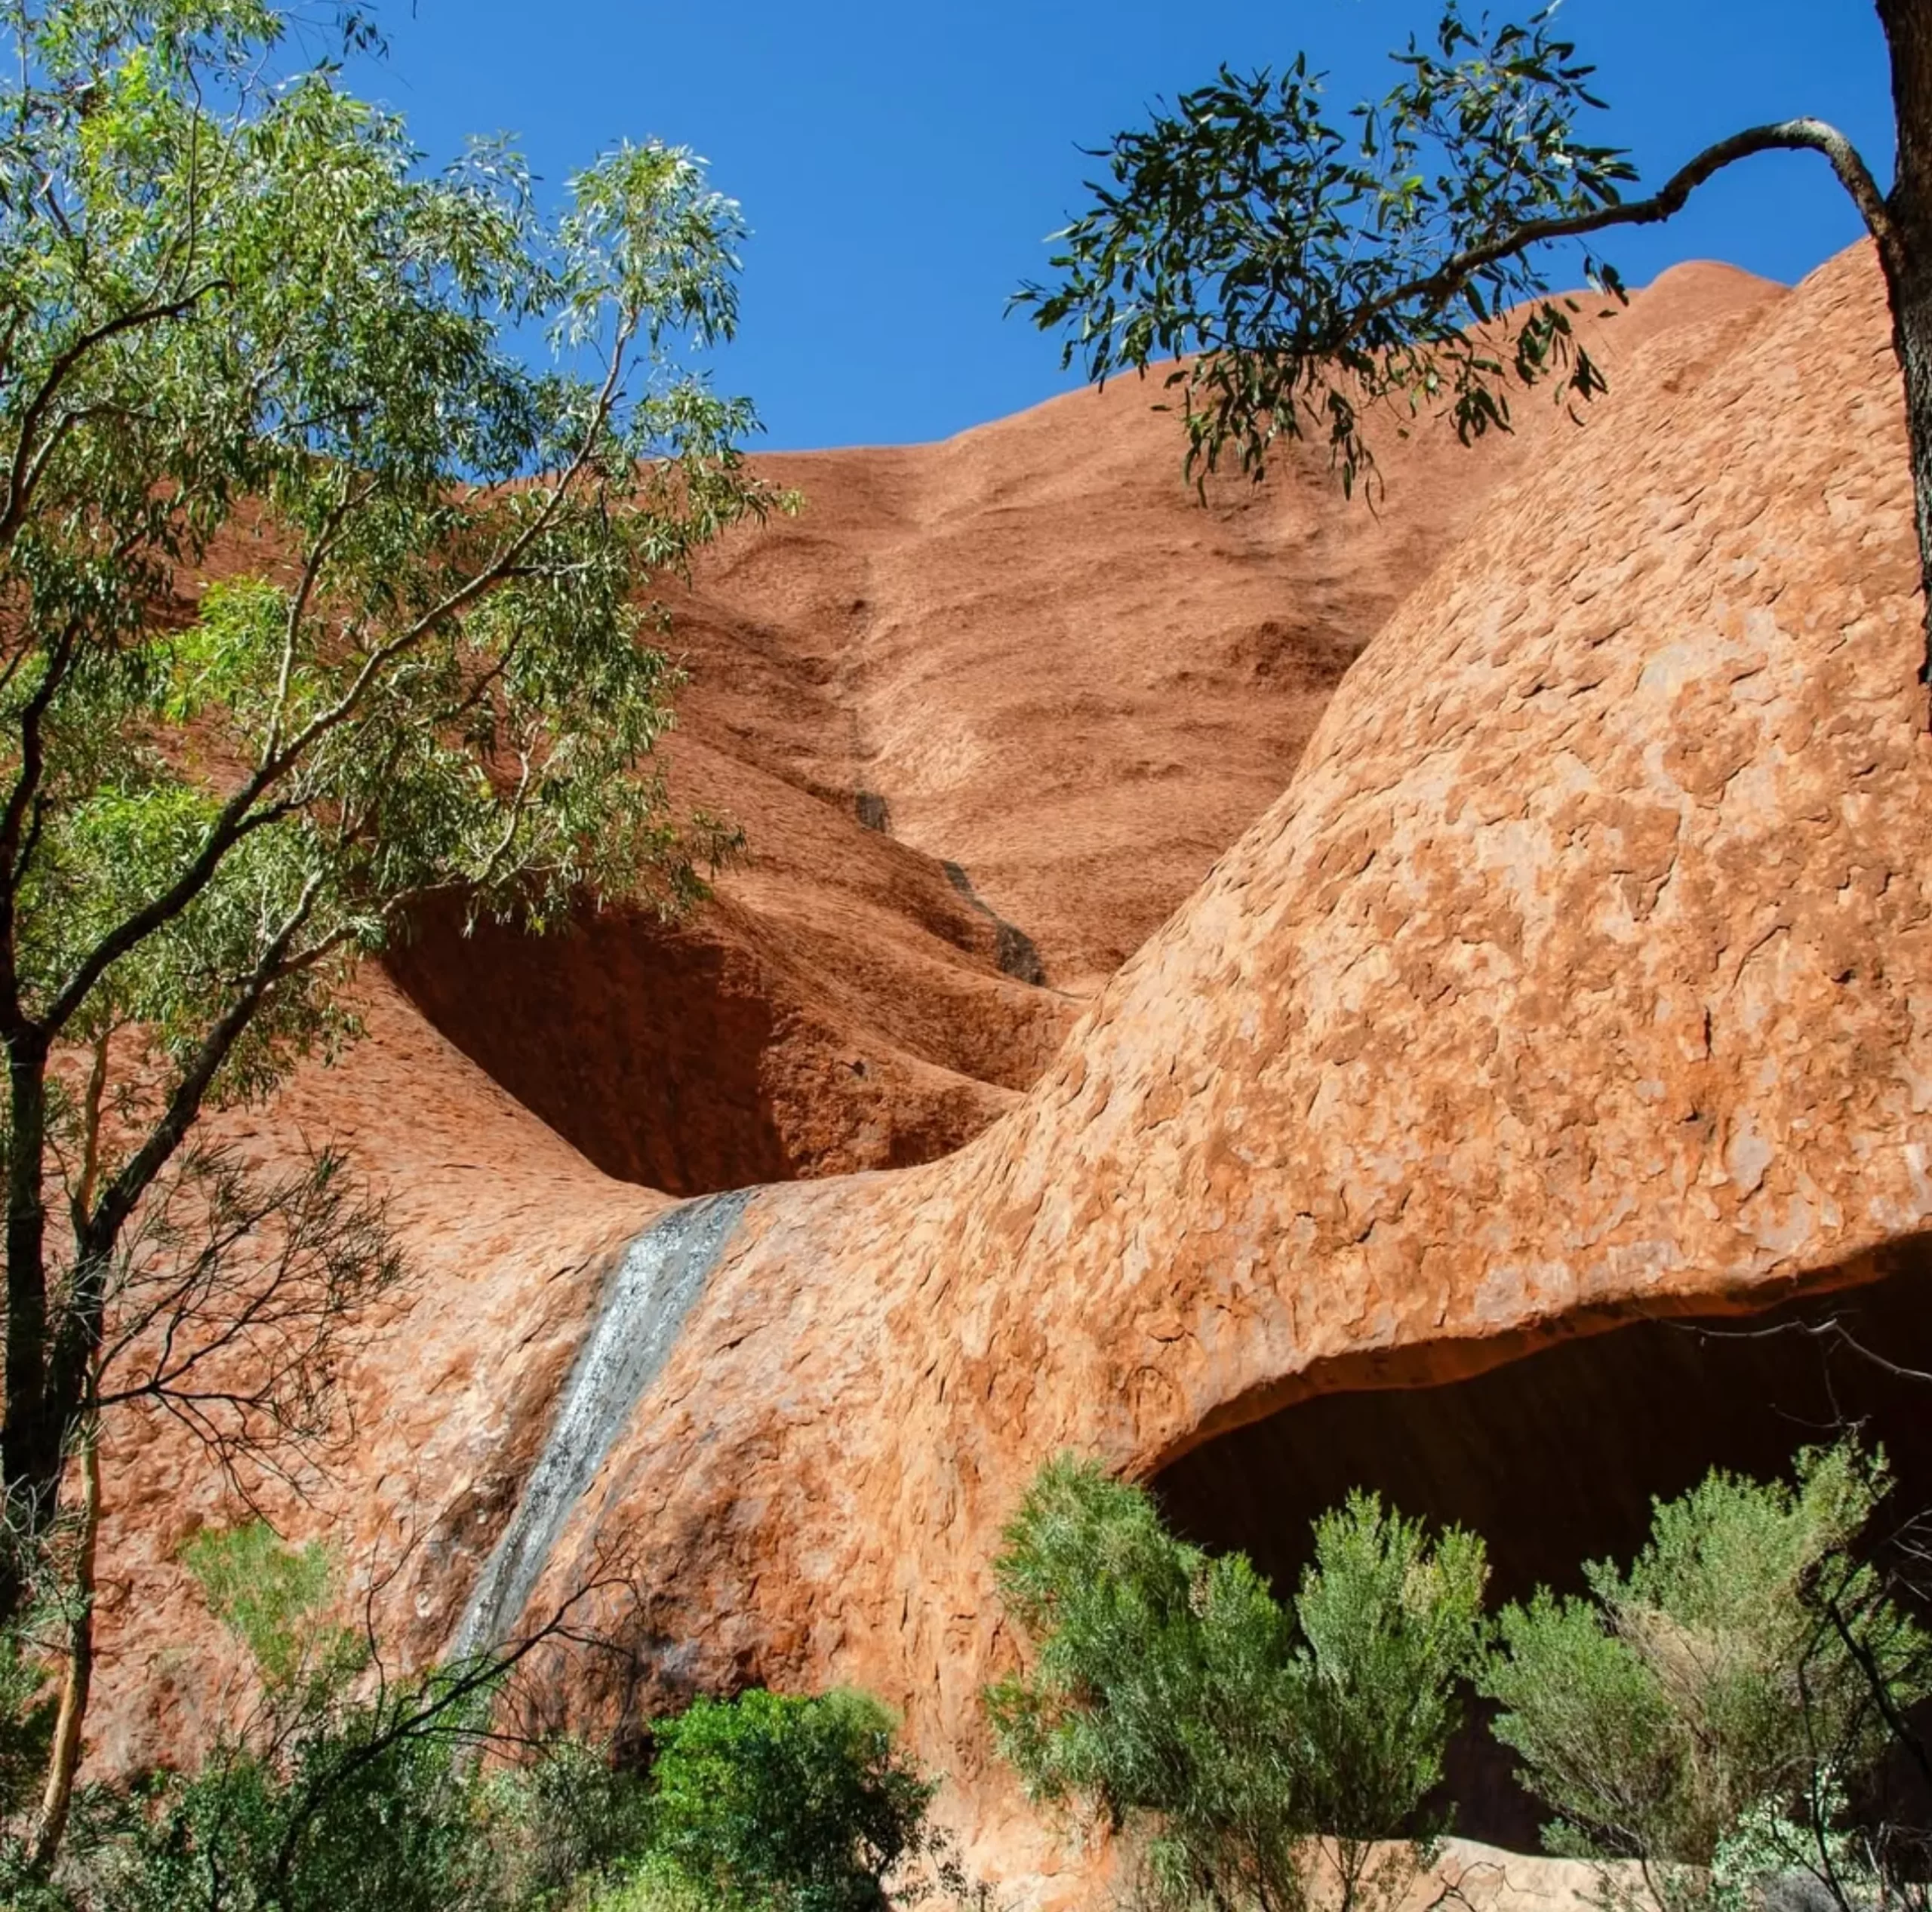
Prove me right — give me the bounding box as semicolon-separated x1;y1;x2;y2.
0;0;780;1641
1017;2;1931;702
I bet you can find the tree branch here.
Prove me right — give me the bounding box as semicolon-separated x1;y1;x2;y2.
263;470;379;765
94;1136;392;1428
66;1025;110;1243
38;792;303;1039
79;874;323;1265
1361;119;1897;343
1820;1588;1932;1795
266;1573;620;1897
37;311;637;1045
0;618;81;1031
0;285;223;554
265;308;640;774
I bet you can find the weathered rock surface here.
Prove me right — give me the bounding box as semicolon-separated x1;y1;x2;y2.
382;770;1066;1196
386;260;1776;1191
499;242;1931;1868
96;970;666;1754
671;261;1775;990
82;243;1930;1906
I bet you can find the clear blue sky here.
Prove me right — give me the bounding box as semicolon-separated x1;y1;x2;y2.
351;1;1890;451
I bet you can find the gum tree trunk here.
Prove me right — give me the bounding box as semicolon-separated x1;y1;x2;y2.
29;1423;98;1869
0;1037;55;1627
1875;0;1932;708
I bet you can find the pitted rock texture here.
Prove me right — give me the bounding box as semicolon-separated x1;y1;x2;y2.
81;246;1927;1906
500;244;1930;1870
390;260;1778;1199
668;261;1775;991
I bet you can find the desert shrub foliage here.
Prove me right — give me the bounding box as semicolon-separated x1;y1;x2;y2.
1482;1439;1932;1906
986;1456;1487;1912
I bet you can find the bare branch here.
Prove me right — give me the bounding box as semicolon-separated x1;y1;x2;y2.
1365;119;1897;343
0;617;80;1031
264;469;380;765
1675;1312;1932;1390
475;751;534;890
65;1025;110;1241
266;1569;632;1897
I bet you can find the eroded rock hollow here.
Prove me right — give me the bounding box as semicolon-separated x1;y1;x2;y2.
1154;1241;1932;1845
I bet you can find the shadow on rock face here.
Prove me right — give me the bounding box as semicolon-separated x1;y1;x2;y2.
383;863;1066;1197
1150;1238;1932;1849
386;899;789;1196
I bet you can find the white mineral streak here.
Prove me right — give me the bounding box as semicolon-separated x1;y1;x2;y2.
452;1189;752;1655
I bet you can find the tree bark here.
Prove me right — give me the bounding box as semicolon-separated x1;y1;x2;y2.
28;1422;98;1871
1;1033;56;1625
1875;0;1932;714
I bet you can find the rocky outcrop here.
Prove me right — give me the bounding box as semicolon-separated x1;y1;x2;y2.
669;261;1776;990
82;243;1929;1906
493;242;1930;1864
385;260;1777;1194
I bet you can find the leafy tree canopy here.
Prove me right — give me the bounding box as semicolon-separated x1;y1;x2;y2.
1015;2;1895;502
0;0;783;1601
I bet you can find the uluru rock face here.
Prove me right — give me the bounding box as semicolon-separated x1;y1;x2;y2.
380;259;1775;1191
83;244;1930;1901
492;242;1931;1854
664;258;1777;991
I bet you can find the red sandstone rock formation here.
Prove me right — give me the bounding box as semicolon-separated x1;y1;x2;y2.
670;259;1775;990
82;245;1930;1905
386;260;1774;1191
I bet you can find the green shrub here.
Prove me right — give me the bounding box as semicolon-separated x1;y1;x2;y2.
53;1523;623;1912
177;1526;368;1724
481;1735;652;1910
69;1705;654;1912
0;1629;56;1822
87;1701;499;1912
985;1456;1487;1912
620;1689;941;1912
59;1523;489;1908
1480;1438;1931;1886
5;1523;936;1911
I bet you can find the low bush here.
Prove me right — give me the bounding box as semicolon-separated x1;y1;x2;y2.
989;1440;1932;1912
13;1442;1932;1912
0;1525;940;1912
1481;1438;1932;1908
54;1523;561;1912
603;1689;943;1912
985;1456;1487;1912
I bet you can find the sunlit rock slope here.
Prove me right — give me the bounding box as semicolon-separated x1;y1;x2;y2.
86;248;1932;1905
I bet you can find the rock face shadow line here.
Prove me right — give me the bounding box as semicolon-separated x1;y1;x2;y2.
451;1188;754;1658
941;859;1048;986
